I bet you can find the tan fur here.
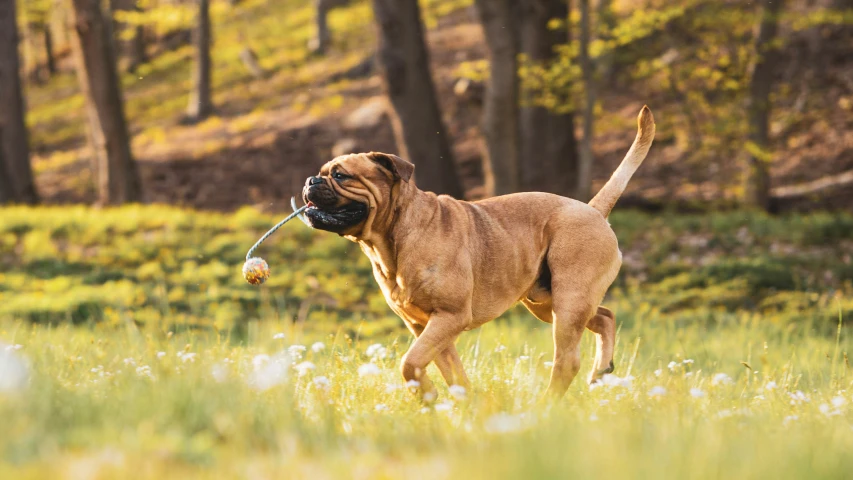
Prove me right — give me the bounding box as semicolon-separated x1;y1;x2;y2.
305;106;655;399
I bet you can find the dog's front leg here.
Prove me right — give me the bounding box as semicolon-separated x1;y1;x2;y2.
400;312;467;401
405;323;469;389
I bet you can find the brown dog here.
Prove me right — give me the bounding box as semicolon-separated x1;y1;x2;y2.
302;106;655;399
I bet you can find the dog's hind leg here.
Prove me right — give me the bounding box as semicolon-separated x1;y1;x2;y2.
545;294;597;398
586;306;616;384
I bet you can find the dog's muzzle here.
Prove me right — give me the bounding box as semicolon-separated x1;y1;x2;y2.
301;176;369;233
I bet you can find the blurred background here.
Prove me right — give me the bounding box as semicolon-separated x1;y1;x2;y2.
1;0;851;212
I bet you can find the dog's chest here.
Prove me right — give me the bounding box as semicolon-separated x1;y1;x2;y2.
370;264;431;326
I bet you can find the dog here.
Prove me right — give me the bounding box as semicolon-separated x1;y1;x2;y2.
302;106;655;399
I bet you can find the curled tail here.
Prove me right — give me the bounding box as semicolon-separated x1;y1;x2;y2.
588;106;655;218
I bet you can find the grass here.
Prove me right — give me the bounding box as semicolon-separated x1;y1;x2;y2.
1;308;851;478
0;206;852;477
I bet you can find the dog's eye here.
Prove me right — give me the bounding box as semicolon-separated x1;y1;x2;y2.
332;171;348;180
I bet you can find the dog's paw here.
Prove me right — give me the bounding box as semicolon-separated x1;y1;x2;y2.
588;361;616;385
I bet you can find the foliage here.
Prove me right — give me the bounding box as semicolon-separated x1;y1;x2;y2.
0;206;851;334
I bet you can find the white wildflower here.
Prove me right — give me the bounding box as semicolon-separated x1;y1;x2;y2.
313;376;331;389
712;373;733;386
294;361;316;376
375;404;388;412
517;355;530;361
654;369;663;377
683;359;694;365
420;407;431;414
764;381;778;391
405;379;421;389
831;396;846;408
648;386;667;397
423;391;437;403
484;413;525;434
690;388;706;398
365;343;388;360
211;363;228;383
434;401;453;412
273;333;285;340
4;344;23;351
668;361;679;371
252;354;271;370
156;351;166;359
819;403;831;415
123;358;136;366
311;342;325;353
178;352;196;363
358;363;381;377
544;361;554;368
248;352;291;391
288;345;307;360
449;385;467;399
0;343;29;393
600;373;634;389
789;390;809;404
495;345;507;353
385;383;402;393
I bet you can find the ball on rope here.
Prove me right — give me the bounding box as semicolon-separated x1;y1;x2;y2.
241;200;309;286
242;257;271;285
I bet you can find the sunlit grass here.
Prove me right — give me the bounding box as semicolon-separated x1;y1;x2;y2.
1;311;851;478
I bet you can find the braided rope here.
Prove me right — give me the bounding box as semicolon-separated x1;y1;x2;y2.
246;204;308;260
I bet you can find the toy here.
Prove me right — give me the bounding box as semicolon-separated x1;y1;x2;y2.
241;198;308;285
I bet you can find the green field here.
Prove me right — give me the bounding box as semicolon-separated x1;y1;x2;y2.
1;206;852;478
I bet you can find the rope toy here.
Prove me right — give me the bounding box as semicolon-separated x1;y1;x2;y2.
242;198;310;285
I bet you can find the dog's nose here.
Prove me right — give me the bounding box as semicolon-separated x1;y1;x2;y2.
306;176;324;187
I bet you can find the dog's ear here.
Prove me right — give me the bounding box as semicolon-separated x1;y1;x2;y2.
366;152;414;183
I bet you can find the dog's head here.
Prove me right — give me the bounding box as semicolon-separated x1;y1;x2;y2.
302;152;415;238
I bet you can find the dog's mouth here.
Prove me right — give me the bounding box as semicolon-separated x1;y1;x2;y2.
303;200;369;233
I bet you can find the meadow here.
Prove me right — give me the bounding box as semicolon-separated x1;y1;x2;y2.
1;205;852;478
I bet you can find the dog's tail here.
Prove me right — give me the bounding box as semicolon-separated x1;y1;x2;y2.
588;106;655;218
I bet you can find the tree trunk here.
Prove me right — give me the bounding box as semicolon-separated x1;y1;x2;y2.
0;125;14;204
518;0;579;197
576;0;595;201
744;0;784;211
0;0;38;204
44;26;56;76
371;0;463;198
474;0;520;196
68;0;142;204
310;0;332;55
186;0;213;122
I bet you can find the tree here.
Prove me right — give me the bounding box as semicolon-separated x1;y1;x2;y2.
518;0;579;196
474;0;520;196
68;0;142;204
110;0;147;73
0;0;38;204
186;0;213;122
371;0;463;198
575;0;595;201
744;0;784;210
